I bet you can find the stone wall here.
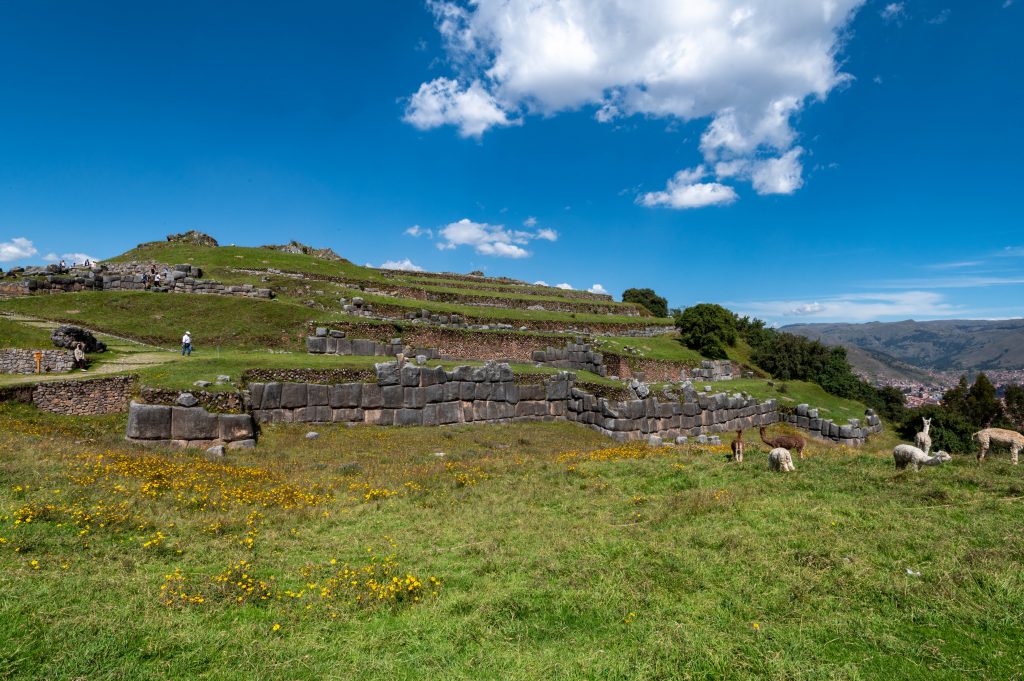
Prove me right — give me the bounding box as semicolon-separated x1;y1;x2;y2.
1;263;272;299
683;360;735;382
531;342;606;376
0;349;74;374
305;329;440;361
601;355;688;383
780;404;883;444
126;401;256;450
30;375;136;415
246;362;881;446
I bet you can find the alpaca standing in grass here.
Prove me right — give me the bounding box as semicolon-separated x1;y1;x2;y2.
893;444;951;471
914;417;932;455
768;447;795;472
730;429;745;463
974;428;1024;465
759;426;806;459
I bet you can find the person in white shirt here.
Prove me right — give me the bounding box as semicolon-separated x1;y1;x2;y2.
181;331;192;356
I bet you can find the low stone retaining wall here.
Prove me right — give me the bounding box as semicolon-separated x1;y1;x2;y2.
246;362;880;446
1;263;272;299
684;360;736;382
0;349;74;374
781;404;883;443
306;329;440;361
31;375;136;415
531;342;606;376
126;402;256;450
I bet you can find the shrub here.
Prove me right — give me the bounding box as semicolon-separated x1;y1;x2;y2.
622;288;668;318
676;304;737;357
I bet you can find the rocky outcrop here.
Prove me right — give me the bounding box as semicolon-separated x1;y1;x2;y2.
261;241;347;262
51;325;106;353
166;230;219;247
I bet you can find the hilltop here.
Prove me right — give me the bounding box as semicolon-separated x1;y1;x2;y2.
784;319;1024;379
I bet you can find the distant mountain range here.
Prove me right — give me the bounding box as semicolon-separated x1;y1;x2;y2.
782;319;1024;382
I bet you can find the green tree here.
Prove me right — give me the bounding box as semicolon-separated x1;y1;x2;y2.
676;304;737;359
966;372;1004;427
1005;384;1024;429
899;405;976;454
622;288;668;318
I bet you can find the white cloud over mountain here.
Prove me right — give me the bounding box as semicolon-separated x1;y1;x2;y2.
407;0;864;205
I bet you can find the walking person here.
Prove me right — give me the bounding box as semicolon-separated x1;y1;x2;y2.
181;330;192;357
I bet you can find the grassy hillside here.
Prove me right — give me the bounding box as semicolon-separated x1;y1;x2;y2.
0;292;341;351
2;408;1023;678
0;316;55;349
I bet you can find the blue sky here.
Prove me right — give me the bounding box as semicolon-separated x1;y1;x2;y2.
0;0;1021;324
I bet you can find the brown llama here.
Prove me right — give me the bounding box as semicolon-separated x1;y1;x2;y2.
730;429;745;463
759;426;806;459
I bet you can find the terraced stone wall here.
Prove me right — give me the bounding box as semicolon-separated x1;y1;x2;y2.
246;363;881;446
0;349;74;374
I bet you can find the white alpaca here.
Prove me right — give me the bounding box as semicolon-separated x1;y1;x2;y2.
914;417;932;455
768;447;795;472
893;444;951;471
974;428;1024;465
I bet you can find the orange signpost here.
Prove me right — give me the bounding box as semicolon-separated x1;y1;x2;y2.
34;351;42;374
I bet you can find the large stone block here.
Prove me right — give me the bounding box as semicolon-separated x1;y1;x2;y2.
421;404;439;426
438;401;462;425
382;385;404;409
332;408;364;422
306;337;327;354
459;381;476;401
443;382;460;402
325;337;338;354
281;383;309;409
330;383;362;408
403;387;426;408
218;413;254;441
376;362;401;386
401;364;422;387
421;366;446;386
308;384;329;406
352;339;376;356
127;403;171;440
361;384;384;409
171;406;219;440
248;384;264;410
364;409;394;426
260;382;282;410
395;409;422;426
425;384;444;403
546;380;569;400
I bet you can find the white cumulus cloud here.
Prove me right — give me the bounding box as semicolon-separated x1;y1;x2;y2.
409;0;865;203
433;218;558;258
0;237;38;263
405;225;433;238
555;283;574;290
533;280;549;287
404;77;517;138
587;283;608;295
638;166;738;209
378;258;426;272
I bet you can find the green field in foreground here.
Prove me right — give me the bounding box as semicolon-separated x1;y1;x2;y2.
2;406;1023;679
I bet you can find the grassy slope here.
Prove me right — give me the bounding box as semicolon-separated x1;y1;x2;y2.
0;292;344;351
0;317;55;349
110;242;667;324
2;409;1023;679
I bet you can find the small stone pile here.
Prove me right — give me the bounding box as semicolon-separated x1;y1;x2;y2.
51;325;106;353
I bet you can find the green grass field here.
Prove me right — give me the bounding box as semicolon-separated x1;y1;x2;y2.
2;405;1023;679
0;316;55;349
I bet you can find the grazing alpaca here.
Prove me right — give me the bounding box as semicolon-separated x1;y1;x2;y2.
768;447;795;472
893;444;951;471
759;426;806;459
974;428;1024;465
730;429;745;463
914;417;933;455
